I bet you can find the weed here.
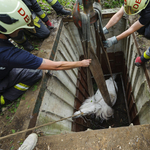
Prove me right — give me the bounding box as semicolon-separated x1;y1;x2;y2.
19;142;23;145
34;47;39;50
22;96;25;100
37;0;124;12
0;112;3;116
101;0;124;9
9;106;17;113
16;101;20;107
12;129;16;133
14;108;17;113
6;115;10;120
47;10;51;14
32;85;38;91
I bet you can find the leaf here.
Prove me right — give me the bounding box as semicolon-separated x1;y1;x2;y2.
32;85;38;91
10;140;13;144
12;129;15;133
35;48;39;50
6;116;10;120
19;142;23;145
22;96;25;100
14;108;17;113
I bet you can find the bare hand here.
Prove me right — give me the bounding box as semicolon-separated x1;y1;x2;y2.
81;59;91;67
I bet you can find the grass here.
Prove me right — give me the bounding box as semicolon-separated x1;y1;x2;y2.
101;0;124;8
37;0;124;12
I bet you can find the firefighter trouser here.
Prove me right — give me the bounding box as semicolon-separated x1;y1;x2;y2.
31;12;50;39
0;68;42;102
141;47;150;62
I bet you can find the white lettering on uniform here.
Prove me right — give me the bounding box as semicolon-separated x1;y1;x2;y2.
0;67;5;70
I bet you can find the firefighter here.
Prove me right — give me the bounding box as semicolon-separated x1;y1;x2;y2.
102;0;150;66
11;0;71;51
0;0;91;112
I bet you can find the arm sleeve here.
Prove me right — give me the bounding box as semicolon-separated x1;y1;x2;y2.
139;4;150;25
139;15;150;26
2;46;43;69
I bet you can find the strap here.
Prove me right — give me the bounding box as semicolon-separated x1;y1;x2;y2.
94;6;118;94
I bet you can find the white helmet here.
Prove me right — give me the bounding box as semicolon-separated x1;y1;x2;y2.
124;0;150;15
0;0;34;34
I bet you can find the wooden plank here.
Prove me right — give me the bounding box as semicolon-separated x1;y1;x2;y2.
88;42;112;107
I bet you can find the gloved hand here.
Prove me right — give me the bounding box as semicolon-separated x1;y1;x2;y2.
103;36;118;48
135;56;143;66
103;27;109;34
45;20;54;30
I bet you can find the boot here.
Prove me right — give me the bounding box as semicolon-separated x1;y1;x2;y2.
11;30;34;52
135;56;143;66
57;8;71;16
45;20;54;30
52;1;71;16
22;40;34;52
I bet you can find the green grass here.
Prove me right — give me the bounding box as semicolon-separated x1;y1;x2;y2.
37;0;124;12
101;0;124;8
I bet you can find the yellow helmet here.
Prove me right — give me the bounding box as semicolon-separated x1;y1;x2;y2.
0;0;34;34
124;0;150;15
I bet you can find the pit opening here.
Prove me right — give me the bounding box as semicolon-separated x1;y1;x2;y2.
36;13;146;135
73;52;133;131
72;14;140;131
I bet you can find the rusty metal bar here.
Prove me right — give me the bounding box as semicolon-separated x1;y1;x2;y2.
120;74;131;124
94;22;101;62
128;18;150;90
86;41;112;106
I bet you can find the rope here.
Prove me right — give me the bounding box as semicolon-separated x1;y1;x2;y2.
0;112;84;141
